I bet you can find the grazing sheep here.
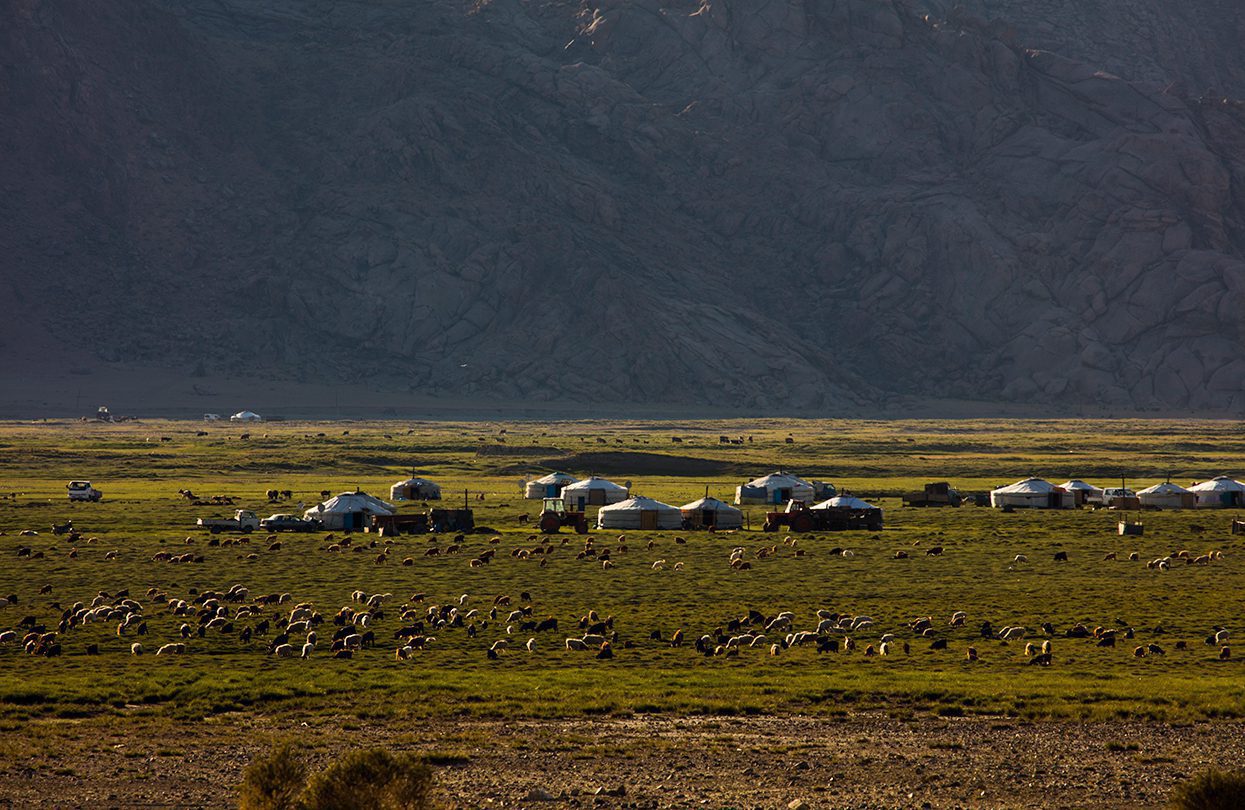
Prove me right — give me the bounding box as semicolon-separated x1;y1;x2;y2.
565;638;588;651
273;644;296;658
1053;551;1068;562
770;643;781;656
965;647;978;661
1013;554;1028;563
302;642;314;658
156;643;186;656
1221;646;1232;660
130;643;144;655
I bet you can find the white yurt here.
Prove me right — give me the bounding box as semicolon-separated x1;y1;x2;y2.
990;478;1076;509
1188;475;1245;508
679;496;744;530
1137;481;1197;510
597;496;683;530
562;476;630;509
1059;479;1104;506
735;472;815;505
390;477;442;501
524;472;578;500
304;490;395;531
811;495;881;513
230;410;263;422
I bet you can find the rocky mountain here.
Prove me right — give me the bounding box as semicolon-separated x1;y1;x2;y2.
3;0;1244;415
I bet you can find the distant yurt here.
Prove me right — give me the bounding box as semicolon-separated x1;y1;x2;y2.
390;477;442;501
680;496;744;530
305;490;395;531
735;472;815;505
1137;481;1197;510
1189;475;1245;508
810;495;885;530
524;472;578;500
230;410;262;422
562;476;630;510
597;496;683;530
990;478;1076;509
1059;479;1104;506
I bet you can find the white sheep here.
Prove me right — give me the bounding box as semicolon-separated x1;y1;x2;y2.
526;638;536;652
581;633;606;646
273;644;295;658
652;559;666;570
130;642;144;655
156;643;185;655
674;562;684;571
1013;554;1028;563
565;638;588;650
749;635;768;647
491;639;509;651
301;642;314;658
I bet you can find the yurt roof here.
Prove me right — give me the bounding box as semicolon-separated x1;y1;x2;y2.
563;476;628;492
1137;481;1193;496
992;477;1060;495
1059;479;1102;492
533;472;577;485
680;496;741;513
810;495;879;511
598;496;679;513
745;472;811;488
231;410;261;419
1189;475;1245;493
316;491;395;514
394;477;437;487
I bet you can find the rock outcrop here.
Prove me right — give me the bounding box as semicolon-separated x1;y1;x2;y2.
3;0;1243;412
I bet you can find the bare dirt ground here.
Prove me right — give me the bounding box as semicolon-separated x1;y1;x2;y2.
0;714;1235;808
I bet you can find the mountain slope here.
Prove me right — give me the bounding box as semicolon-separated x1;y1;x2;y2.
3;0;1244;414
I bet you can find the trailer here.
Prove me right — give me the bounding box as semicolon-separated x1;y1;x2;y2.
197;510;260;533
370;508;474;536
762;500;883;533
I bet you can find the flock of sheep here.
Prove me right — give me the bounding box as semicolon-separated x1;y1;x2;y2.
0;523;1234;667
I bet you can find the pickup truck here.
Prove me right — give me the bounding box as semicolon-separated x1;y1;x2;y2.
197;509;260;533
260;513;323;532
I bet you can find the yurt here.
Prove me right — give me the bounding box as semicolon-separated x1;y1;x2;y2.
390;477;442;501
304;490;395;531
735;472;815;505
1059;479;1104;506
1137;481;1197;510
524;472;578;500
230;410;263;422
597;496;683;530
680;496;744;530
1189;475;1245;508
562;476;630;510
810;495;885;529
990;478;1077;509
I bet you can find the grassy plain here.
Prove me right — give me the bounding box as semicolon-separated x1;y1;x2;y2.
1;416;1243;735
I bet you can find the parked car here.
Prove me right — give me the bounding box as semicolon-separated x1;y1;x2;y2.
67;481;102;502
260;513;323;532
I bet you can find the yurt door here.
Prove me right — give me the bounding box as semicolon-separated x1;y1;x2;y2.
589;489;607;506
546;484;558;497
1048;492;1061;509
703;509;716;527
574;495;586;510
640;510;658;530
775;489;789;505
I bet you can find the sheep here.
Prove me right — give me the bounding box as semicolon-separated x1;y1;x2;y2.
879;642;890;656
1000;626;1026;640
490;639;509;652
1221;646;1231;660
770;643;781;656
273;644;296;658
652;559;666;570
581;633;606;646
965;647;978;661
301;642;315;658
565;638;588;651
1216;630;1231;645
130;643;144;655
1013;554;1028;563
949;611;967;626
156;643;186;655
1053;551;1068;562
526;638;536;652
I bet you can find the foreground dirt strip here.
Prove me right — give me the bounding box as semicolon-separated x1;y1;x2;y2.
0;714;1238;808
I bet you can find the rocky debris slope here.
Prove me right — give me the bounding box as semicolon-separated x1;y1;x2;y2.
3;0;1243;411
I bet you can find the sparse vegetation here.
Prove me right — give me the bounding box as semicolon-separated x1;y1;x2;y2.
1170;769;1245;810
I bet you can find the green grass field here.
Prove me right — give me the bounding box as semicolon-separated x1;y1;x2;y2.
1;417;1244;728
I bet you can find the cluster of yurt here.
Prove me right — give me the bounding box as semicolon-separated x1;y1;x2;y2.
524;472;577;499
304;491;395;530
390;477;441;501
562;476;630;509
1189;475;1245;508
989;478;1077;509
735;472;815;505
597;496;685;530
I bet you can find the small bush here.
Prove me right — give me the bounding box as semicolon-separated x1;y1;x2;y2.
1171;769;1245;810
239;743;307;810
300;749;435;810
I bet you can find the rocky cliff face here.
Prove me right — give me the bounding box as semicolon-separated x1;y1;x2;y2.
3;0;1244;413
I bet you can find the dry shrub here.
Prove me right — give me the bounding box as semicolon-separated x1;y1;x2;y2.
1171;769;1245;810
299;749;434;810
238;743;306;810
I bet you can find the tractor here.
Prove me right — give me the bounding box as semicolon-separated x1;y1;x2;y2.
762;500;816;533
537;497;590;534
